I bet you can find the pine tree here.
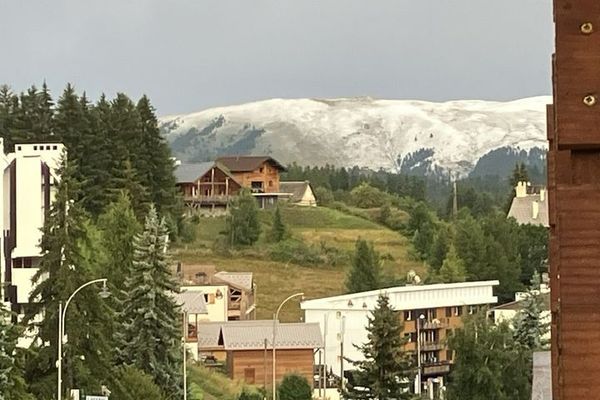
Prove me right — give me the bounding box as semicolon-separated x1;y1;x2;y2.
345;239;381;294
226;189;261;246
0;85;18;152
97;192;141;292
427;225;449;271
512;272;549;351
447;313;531;400
269;206;287;242
108;158;150;220
24;154;113;398
0;305;34;400
438;244;466;283
136;95;179;216
344;295;414;400
116;205;182;396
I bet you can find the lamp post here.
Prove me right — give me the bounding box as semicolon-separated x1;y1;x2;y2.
272;292;304;400
57;278;109;400
416;313;425;396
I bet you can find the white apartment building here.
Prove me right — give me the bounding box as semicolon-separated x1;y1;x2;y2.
301;280;499;397
0;140;64;346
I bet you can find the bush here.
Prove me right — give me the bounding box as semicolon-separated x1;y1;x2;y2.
179;218;198;243
269;239;322;266
237;388;264;400
277;374;312;400
111;366;164;400
314;186;334;206
349;182;389;208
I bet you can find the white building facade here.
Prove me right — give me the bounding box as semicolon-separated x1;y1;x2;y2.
0;140;64;346
301;281;499;396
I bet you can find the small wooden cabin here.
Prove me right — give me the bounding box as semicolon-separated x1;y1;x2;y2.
197;320;323;387
215;156;286;194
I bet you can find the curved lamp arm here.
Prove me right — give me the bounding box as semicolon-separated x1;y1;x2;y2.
61;278;108;340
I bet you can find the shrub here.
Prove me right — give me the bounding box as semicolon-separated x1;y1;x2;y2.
314;186;334;206
269;239;322;266
349;182;389;208
111;366;164;400
277;373;312;400
237;388;263;400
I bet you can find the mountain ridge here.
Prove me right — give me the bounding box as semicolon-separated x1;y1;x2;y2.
159;96;550;177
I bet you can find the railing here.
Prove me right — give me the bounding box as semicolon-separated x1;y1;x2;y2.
422;321;447;330
183;195;231;204
420;341;445;351
423;362;451;375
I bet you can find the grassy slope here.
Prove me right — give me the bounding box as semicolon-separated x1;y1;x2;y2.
172;206;424;321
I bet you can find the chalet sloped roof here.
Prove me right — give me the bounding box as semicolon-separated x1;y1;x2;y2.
197;320;323;350
507;193;549;227
214;271;253;292
280;181;311;202
174;162;214;183
171;291;208;314
215;156;287;172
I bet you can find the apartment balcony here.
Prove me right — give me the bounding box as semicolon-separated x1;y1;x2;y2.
420;341;445;351
421;320;447;330
422;362;451;376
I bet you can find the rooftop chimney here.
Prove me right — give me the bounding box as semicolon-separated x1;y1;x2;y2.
532;201;539;220
515;181;528;198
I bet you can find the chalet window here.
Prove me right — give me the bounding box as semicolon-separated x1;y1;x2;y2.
445;307;452;318
259;167;264;173
269;180;273;187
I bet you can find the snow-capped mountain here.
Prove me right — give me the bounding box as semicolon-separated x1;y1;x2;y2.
159;96;550;177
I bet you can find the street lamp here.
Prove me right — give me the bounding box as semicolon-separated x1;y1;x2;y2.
57;278;109;400
272;292;304;400
416;313;425;396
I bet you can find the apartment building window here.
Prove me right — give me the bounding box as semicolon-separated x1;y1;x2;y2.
446;350;454;361
468;305;478;315
445;307;452;318
428;308;437;320
404;332;417;343
404;310;413;321
453;306;463;316
13;258;33;268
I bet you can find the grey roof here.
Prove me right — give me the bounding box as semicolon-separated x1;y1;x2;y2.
507;194;549;227
531;351;551;400
174;162;214;183
280;181;311;202
197;320;323;350
214;271;253;291
172;291;208;314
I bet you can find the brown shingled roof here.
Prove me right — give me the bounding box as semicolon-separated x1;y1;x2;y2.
215;156;287;172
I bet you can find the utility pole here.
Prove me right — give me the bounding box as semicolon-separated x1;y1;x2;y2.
339;316;346;393
322;313;328;400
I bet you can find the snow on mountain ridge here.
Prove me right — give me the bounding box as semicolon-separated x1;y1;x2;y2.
160;96;550;176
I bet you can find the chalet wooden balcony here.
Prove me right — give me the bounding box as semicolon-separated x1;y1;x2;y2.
422;362;451;376
183;195;232;205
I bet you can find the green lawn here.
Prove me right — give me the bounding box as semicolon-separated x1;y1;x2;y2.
172;205;424;321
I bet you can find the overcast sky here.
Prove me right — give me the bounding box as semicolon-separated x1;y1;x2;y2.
1;1;553;116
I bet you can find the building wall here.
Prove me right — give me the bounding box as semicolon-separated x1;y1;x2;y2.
231;161;281;193
230;348;314;388
182;285;228;322
303;282;498;376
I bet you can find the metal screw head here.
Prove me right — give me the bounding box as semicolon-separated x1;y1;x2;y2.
581;22;594;35
583;95;597;107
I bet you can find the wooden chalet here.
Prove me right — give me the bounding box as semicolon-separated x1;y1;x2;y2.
174;162;242;213
215;156;289;209
197;320;323;388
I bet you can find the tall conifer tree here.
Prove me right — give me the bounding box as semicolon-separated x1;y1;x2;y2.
116;205;182;396
345;239;381;293
344;295;414;399
25;154;113;398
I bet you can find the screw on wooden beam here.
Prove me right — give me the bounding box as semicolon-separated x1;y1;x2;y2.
581;22;594;35
583;94;597;107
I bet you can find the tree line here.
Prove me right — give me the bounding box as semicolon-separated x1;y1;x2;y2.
0;83;185;399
